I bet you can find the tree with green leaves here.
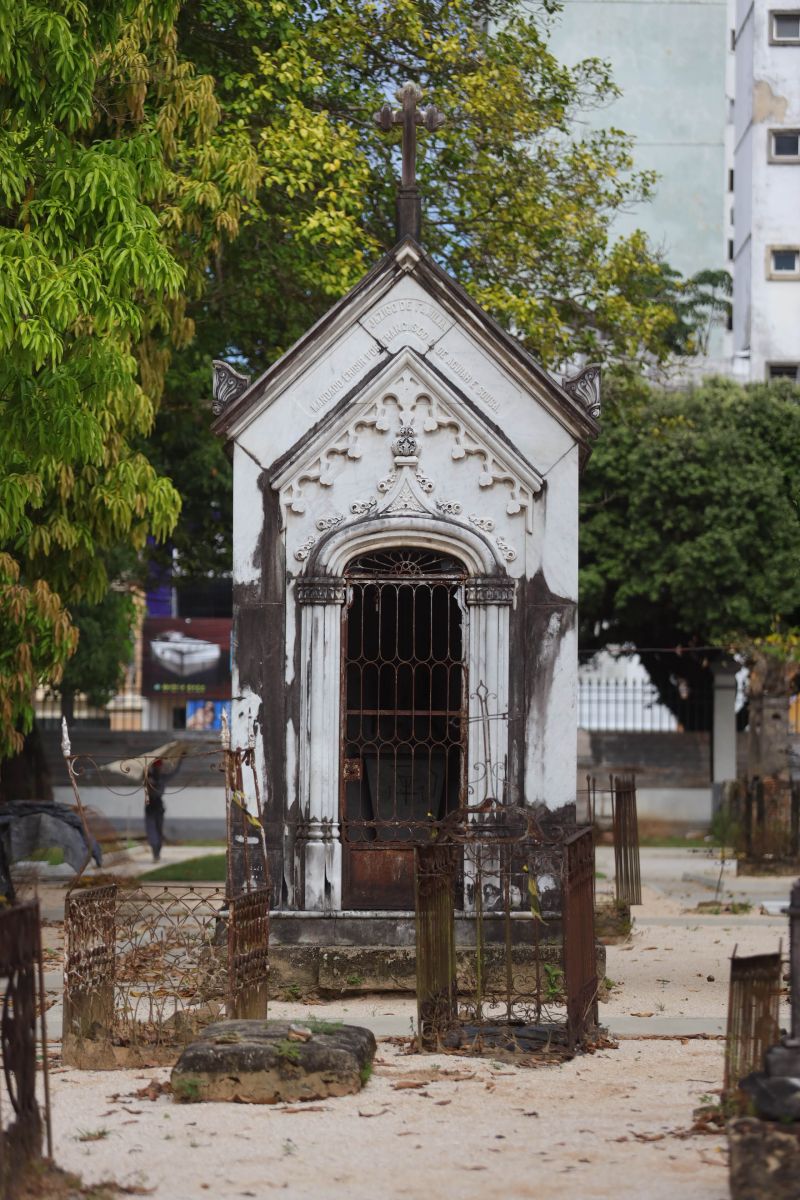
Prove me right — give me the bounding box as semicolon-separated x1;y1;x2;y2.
0;0;258;761
155;0;727;592
579;377;800;727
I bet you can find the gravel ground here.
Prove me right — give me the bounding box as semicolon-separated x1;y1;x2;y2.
35;847;796;1199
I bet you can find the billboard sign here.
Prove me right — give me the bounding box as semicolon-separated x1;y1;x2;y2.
142;617;231;699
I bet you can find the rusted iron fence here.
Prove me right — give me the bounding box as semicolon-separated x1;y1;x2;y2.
414;804;597;1055
563;828;600;1047
0;902;52;1197
723;949;782;1106
63;883;269;1067
228;887;271;1019
610;775;642;906
735;778;800;869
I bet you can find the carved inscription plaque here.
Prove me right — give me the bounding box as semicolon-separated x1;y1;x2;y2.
363;297;451;350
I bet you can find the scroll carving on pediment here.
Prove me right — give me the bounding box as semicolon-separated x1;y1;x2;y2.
212;360;251;416
278;367;540;532
562;363;601;420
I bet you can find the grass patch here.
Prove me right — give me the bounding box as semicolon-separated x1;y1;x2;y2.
275;1039;301;1063
75;1128;109;1143
139;853;226;882
359;1062;373;1086
173;1076;202;1103
176;838;227;848
306;1018;343;1034
28;846;65;866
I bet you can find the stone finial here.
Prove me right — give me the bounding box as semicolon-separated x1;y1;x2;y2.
212;361;251;416
61;716;71;758
220;708;231;750
562;364;602;421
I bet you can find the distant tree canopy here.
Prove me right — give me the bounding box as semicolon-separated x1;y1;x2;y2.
0;0;733;762
154;0;730;585
579;378;800;725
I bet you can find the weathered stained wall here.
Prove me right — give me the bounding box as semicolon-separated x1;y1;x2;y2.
224;246;594;908
732;0;800;377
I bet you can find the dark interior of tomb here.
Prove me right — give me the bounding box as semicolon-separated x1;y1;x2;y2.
342;549;466;845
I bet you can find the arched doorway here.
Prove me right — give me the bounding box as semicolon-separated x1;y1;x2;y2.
340;547;468;909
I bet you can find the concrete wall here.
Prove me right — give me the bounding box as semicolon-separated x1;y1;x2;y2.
732;0;800;376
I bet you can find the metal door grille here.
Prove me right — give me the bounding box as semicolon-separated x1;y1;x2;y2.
341;549;467;845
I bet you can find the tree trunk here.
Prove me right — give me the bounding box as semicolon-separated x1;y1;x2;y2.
0;722;54;803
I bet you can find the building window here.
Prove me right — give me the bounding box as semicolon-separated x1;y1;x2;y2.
728;239;734;261
770;10;800;41
730;28;736;49
768;363;800;380
770;129;800;160
768;246;800;277
728;168;734;191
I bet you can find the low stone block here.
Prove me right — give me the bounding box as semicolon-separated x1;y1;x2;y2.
171;1019;376;1104
728;1116;800;1200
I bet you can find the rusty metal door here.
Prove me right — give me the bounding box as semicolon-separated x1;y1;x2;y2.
341;549;467;909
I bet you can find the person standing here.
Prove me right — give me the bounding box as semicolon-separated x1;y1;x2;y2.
144;758;166;861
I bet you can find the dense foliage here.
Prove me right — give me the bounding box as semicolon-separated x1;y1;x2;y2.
580;378;800;723
0;0;733;758
0;0;258;754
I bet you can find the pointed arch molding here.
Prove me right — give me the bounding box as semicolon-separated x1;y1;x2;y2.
271;349;544;542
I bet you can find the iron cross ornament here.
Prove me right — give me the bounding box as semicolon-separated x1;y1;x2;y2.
375;81;445;242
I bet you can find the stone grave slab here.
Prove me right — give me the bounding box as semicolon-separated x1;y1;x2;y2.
171;1019;376;1104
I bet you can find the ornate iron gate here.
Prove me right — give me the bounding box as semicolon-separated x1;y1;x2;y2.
341;548;468;908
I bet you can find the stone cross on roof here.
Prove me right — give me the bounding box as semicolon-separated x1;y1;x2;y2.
374;81;445;243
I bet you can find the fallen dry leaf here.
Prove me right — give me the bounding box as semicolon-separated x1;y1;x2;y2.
392;1081;424;1091
135;1079;172;1101
358;1108;390;1118
630;1012;655;1018
280;1105;326;1114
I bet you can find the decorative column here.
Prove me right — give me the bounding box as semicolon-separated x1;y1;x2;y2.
465;577;515;803
463;576;514;914
297;577;346;911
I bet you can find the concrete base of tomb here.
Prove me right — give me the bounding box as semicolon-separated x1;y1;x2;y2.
267;913;606;997
171;1019;377;1104
728;1117;800;1199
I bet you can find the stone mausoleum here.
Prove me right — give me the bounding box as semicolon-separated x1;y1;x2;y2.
212;87;599;933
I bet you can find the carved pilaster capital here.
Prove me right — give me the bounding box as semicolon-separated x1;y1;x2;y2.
465;576;515;606
296;577;346;605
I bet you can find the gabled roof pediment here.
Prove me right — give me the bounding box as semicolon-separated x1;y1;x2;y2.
212;238;599;458
271;349;543;538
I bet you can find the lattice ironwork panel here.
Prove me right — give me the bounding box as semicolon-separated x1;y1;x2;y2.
63;884;116;1045
724;951;782;1103
114;886;227;1046
228;887;270;1020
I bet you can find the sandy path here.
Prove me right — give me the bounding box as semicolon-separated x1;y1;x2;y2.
49;1040;728;1200
38;847;794;1198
